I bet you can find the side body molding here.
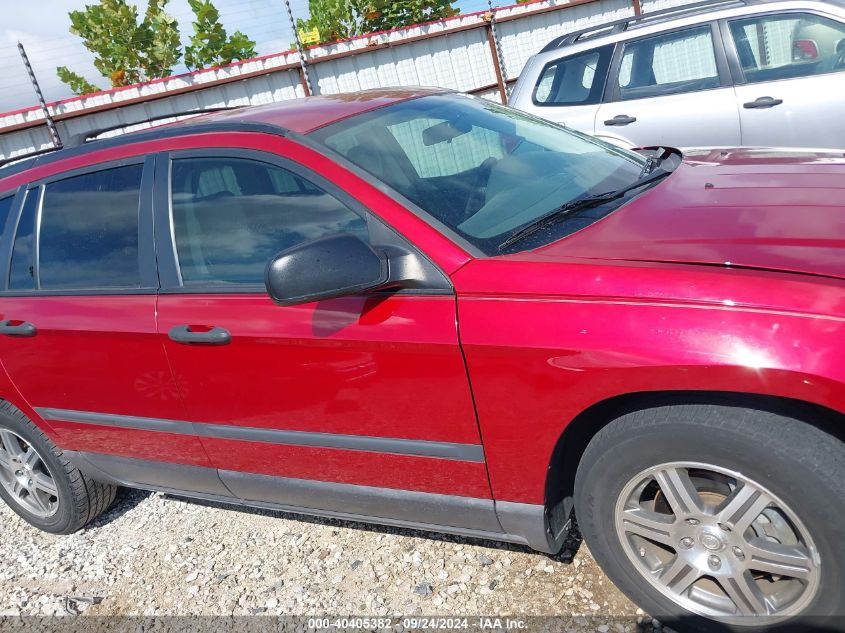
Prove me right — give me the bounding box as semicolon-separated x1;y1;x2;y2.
36;407;484;462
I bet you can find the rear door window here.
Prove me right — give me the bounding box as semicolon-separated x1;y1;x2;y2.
614;25;721;100
533;45;613;106
169;157;368;285
38;164;143;290
728;12;845;83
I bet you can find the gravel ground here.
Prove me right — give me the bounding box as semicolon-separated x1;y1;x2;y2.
0;488;665;631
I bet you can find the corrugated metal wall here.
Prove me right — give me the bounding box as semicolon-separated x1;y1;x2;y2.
0;0;698;161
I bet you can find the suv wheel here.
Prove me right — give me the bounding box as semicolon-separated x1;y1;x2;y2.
574;404;844;632
0;402;117;534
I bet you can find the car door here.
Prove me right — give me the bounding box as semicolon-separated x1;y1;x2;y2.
154;148;496;526
0;158;215;474
515;45;614;136
594;23;741;149
723;11;845;149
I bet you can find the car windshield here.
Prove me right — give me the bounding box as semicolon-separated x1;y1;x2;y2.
309;94;650;254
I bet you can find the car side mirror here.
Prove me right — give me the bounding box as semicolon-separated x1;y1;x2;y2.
265;233;390;306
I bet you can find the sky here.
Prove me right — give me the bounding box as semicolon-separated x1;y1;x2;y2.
0;0;496;113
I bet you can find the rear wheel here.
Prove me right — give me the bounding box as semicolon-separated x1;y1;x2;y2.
0;402;117;534
574;404;845;632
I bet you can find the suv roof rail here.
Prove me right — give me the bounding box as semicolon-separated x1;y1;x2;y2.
540;0;757;52
65;105;246;148
1;105;247;173
0;146;62;170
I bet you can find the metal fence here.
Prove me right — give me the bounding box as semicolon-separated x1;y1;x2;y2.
0;0;696;160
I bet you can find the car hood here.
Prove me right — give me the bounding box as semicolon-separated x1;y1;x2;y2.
531;148;845;280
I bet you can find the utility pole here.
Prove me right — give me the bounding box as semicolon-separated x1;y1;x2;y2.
17;41;63;148
282;0;315;97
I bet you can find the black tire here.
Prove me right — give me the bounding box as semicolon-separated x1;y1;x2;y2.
574;404;845;633
0;402;117;534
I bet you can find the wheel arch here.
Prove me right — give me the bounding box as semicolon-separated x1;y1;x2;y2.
0;396;61;443
544;390;845;533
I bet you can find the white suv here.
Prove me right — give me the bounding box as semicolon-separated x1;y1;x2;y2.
509;0;845;150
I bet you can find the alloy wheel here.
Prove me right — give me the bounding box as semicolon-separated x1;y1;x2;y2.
0;429;59;518
614;461;820;623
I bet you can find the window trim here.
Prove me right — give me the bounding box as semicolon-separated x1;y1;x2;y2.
719;10;845;86
154;148;453;295
0;156;157;297
33;183;44;290
530;44;615;108
605;21;733;103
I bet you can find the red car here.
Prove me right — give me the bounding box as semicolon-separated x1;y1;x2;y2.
0;88;842;631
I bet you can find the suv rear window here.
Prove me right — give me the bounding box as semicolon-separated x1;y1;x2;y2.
533;46;613;106
38;164;143;290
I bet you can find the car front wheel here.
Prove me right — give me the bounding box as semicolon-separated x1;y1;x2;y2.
574;403;844;632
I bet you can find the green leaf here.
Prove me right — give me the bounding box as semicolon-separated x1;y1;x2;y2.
184;0;257;70
299;0;458;45
56;66;101;95
60;0;182;86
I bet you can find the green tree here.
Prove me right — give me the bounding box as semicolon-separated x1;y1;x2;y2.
140;0;182;79
184;0;257;70
55;67;101;95
297;0;458;46
358;0;459;32
295;0;359;44
55;0;181;94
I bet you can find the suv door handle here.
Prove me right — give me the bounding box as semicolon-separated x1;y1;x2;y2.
604;114;637;126
168;325;231;346
0;321;37;337
743;96;783;109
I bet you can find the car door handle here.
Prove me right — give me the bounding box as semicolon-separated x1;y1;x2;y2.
604;114;637;126
743;96;783;109
0;321;37;337
168;325;231;345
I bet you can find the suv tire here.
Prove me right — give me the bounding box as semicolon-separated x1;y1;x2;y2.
574;404;845;632
0;402;117;534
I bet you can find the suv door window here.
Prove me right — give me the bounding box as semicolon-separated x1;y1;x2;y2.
615;25;721;100
728;13;845;83
38;164;143;290
533;46;613;106
170;157;368;285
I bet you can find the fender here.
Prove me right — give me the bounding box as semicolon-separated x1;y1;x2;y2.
453;258;845;504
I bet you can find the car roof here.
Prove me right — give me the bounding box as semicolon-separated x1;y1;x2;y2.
538;0;844;54
0;87;446;181
180;87;446;135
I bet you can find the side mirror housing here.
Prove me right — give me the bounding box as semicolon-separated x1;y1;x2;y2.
265;233;390;306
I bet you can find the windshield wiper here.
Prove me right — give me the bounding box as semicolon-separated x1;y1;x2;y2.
497;169;670;252
639;154;660;178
